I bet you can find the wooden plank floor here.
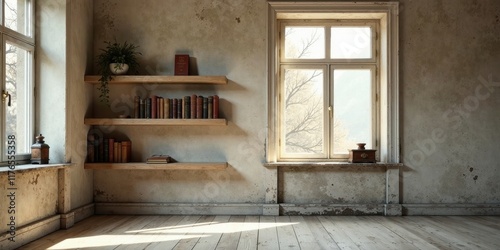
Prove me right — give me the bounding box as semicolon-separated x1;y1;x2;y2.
18;215;500;250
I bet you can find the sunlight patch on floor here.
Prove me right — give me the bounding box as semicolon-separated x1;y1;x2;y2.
45;221;298;249
47;234;206;249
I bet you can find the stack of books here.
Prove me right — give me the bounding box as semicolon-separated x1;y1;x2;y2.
146;154;173;164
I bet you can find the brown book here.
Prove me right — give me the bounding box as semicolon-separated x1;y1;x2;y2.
213;95;219;118
169;99;174;118
121;143;127;163
114;142;121;163
174;54;189;75
120;141;132;162
151;96;157;119
108;138;115;163
208;96;213;119
183;96;190;119
191;94;197;119
172;99;178;119
196;96;203;118
177;98;182;118
159;98;164;119
164;98;170;119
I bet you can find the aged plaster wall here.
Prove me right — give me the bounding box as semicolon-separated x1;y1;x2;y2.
67;0;94;210
0;169;58;234
400;0;500;205
90;0;500;210
92;0;270;204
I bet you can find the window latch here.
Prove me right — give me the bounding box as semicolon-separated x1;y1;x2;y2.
328;106;333;118
2;90;11;106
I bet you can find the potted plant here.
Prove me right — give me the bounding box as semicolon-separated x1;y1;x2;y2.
96;40;141;104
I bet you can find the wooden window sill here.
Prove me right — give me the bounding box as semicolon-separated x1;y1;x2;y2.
0;163;71;173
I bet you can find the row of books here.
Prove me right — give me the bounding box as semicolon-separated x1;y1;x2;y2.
133;95;220;119
87;134;132;163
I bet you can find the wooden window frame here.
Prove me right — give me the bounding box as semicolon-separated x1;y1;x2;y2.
267;1;399;163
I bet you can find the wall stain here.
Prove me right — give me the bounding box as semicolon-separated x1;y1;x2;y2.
29;174;40;185
235;17;241;23
94;189;106;196
196;8;206;21
473;175;478;182
469;167;474;172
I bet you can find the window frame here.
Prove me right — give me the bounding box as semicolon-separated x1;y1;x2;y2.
267;1;399;163
0;0;35;164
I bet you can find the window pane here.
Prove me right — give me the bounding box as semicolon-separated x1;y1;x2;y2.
4;0;30;36
284;26;325;59
331;27;371;59
282;69;325;155
333;69;372;154
5;42;31;154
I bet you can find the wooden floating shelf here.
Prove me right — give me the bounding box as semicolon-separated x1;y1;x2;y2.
84;118;227;126
84;162;228;170
84;75;227;85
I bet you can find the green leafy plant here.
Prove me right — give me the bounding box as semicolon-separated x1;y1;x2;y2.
96;40;141;104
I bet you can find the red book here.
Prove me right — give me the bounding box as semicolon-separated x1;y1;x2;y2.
151;96;157;119
108;138;114;163
196;96;203;118
191;94;197;119
175;54;190;75
213;95;219;118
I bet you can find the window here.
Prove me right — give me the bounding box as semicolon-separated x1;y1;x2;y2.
268;2;399;163
1;0;34;164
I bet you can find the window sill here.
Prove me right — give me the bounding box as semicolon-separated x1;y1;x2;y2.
264;162;402;169
0;163;72;173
